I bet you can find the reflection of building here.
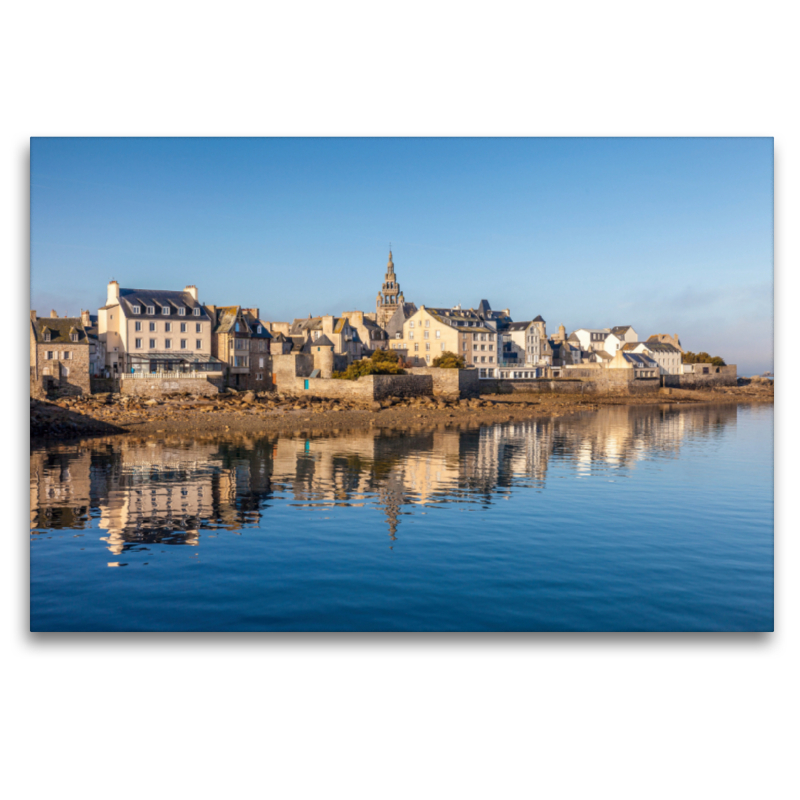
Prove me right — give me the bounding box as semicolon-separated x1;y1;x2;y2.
31;404;741;553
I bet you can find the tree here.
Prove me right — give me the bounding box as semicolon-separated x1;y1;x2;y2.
432;351;466;369
683;351;726;367
333;350;406;380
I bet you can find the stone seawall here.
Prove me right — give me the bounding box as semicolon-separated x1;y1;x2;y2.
119;376;224;397
481;377;662;395
407;367;480;398
664;365;737;388
283;373;434;401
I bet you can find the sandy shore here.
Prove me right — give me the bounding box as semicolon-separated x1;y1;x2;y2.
30;381;774;443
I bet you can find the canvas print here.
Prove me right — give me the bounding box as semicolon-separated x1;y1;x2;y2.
29;137;774;631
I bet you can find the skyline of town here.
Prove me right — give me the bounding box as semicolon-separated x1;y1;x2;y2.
30;138;773;376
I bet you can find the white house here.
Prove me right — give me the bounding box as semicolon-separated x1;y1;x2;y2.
624;341;682;375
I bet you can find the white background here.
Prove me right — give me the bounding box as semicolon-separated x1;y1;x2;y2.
3;2;796;798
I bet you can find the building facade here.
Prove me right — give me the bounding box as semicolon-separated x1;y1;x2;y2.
30;310;91;395
206;305;274;389
98;281;221;377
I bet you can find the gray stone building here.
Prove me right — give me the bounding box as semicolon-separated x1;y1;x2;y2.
30;310;91;395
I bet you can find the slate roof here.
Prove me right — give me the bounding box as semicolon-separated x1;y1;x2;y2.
610;326;633;336
624;353;657;367
644;342;680;354
211;306;272;338
32;317;88;345
532;315;545;323
385;303;418;338
115;288;210;320
312;335;334;347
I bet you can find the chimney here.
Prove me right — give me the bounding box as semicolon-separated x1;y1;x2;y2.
244;308;259;319
30;310;36;321
107;280;120;306
50;310;58;318
81;309;91;327
185;285;199;302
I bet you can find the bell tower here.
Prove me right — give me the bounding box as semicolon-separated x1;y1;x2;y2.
376;247;404;328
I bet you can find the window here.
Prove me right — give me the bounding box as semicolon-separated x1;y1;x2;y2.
132;305;141;314
409;331;414;340
424;331;429;339
409;321;414;328
44;331;51;342
180;322;186;332
63;351;72;360
196;323;201;333
395;332;401;339
481;356;486;363
165;339;172;349
488;345;493;351
424;320;429;327
480;344;485;351
70;333;79;342
425;343;430;350
259;357;265;368
414;343;419;351
257;325;262;334
165;322;172;332
180;339;187;349
440;343;445;350
235;322;240;332
463;342;467;350
193;307;200;316
435;330;440;338
147;306;155;315
234;356;248;367
236;339;246;349
63;367;69;377
149;339;156;349
425;354;430;362
178;307;186;316
256;373;263;381
473;344;478;350
162;306;170;315
46;351;53;360
149;322;156;332
488;356;494;363
135;321;142;332
487;369;494;378
196;339;201;349
135;338;142;349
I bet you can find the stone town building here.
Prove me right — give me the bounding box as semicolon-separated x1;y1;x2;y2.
385;302;418;343
206;305;274;390
340;310;388;353
30;310;91;395
392;305;501;375
98;281;222;377
376;249;408;329
80;310;105;377
288;315;363;363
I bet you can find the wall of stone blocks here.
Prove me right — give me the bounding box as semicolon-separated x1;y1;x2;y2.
479;377;661;395
407;367;480;398
372;374;433;399
279;373;434;401
119;377;223;397
672;364;737;388
34;345;91;396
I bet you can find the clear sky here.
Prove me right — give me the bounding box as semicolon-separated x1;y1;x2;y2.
30;137;773;374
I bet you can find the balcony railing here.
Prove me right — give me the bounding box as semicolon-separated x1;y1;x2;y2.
121;371;223;380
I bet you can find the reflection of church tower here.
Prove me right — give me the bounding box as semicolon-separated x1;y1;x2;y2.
379;477;404;543
376;248;405;328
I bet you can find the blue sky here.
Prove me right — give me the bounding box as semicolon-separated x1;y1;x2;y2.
30;137;773;374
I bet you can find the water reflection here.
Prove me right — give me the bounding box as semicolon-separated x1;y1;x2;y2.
30;404;739;553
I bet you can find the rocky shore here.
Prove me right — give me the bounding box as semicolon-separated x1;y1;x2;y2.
29;378;774;443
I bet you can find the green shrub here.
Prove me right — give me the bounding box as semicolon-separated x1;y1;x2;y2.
432;351;466;369
333;350;406;380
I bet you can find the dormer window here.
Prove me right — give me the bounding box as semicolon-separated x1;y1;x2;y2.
43;331;51;342
70;333;79;342
147;306;155;315
257;325;262;334
132;305;141;314
178;307;186;316
193;308;200;316
162;306;170;315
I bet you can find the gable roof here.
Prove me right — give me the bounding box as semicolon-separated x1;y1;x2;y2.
644;342;680;354
312;334;334;347
610;325;633;335
32;317;88;345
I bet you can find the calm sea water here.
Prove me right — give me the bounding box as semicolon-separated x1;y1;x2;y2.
30;403;773;631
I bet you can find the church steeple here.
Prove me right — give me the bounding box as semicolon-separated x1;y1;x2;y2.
376;246;403;328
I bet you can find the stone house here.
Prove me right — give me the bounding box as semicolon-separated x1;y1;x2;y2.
340;310;388;353
206;305;274;390
30;310;91;395
98;281;222;378
80;310;105;377
605;349;659;378
289;315;363;363
385;302;418;343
